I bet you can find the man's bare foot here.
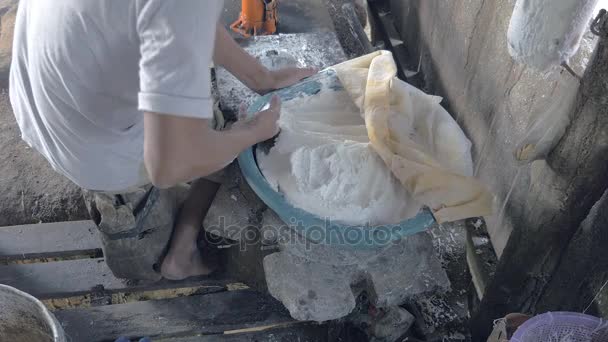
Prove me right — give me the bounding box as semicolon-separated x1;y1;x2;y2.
160;245;217;280
160;178;221;281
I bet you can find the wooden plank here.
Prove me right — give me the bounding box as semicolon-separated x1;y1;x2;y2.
55;290;292;342
342;2;374;55
157;322;328;341
0;220;101;262
0;258;228;299
465;222;497;300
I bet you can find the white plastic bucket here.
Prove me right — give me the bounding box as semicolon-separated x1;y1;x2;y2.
0;284;66;342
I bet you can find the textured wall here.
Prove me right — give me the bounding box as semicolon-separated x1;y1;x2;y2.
389;0;597;256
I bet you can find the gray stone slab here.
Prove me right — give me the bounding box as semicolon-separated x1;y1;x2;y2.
370;307;415;342
264;252;358;322
261;208;451;322
216;32;347;114
364;233;450;308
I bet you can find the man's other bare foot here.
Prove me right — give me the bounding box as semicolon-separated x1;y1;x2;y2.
160;244;217;280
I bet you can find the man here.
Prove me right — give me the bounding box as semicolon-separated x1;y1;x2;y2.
9;0;316;280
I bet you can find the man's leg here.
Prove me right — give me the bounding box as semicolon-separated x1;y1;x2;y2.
161;178;221;280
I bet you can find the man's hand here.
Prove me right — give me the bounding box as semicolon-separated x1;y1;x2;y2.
233;95;282;140
252;95;282;139
213;24;318;95
254;67;318;95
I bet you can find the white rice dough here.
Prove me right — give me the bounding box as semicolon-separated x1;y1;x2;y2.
256;89;422;226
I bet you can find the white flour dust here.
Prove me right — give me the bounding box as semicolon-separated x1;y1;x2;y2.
257;89;420;226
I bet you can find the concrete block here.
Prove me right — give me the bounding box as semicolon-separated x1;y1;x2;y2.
204;192;455;324
364;233;450;308
370;307;415;342
262;207;450;322
264;252;358;322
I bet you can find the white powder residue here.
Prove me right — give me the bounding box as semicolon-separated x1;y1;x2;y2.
216;33;346;113
507;0;599;71
257;88;421;226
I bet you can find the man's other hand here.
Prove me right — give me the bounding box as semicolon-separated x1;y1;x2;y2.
256;67;318;95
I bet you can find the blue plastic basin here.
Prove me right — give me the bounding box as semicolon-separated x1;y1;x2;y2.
237;70;436;250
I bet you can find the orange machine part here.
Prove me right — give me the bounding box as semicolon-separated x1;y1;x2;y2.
231;0;278;38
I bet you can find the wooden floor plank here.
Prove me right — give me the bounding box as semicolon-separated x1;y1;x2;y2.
157;322;327;341
0;258;228;299
55;290;291;342
0;220;101;262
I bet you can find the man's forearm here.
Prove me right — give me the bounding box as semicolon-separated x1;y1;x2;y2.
144;114;258;188
143;96;280;188
213;24;274;93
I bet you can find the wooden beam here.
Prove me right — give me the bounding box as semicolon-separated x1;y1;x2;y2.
367;0;407;80
471;34;608;340
0;220;101;262
342;2;374;54
156;322;328;341
536;189;608;314
0;258;227;299
54;290;292;342
323;0;374;59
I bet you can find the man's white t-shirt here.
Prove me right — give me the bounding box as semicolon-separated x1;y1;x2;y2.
10;0;224;191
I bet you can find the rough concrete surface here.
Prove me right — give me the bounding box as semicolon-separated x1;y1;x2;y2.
264;251;358;322
390;0;600;256
0;91;88;226
216;32;347;114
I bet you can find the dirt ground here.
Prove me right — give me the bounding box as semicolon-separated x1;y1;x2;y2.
0;0;88;227
0;91;89;226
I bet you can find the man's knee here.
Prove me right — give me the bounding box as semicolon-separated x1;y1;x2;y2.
83;186;182;281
